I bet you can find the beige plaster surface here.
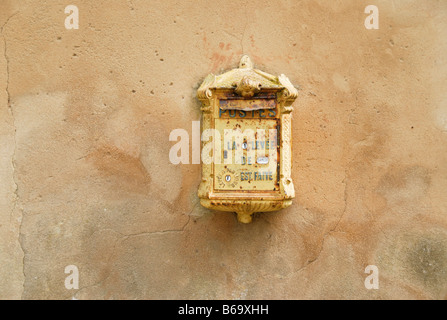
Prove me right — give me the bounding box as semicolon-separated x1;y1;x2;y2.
0;0;446;299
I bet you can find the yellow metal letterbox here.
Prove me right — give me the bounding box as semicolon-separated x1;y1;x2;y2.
197;56;298;223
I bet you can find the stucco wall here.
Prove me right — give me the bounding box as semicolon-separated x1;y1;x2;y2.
1;0;446;299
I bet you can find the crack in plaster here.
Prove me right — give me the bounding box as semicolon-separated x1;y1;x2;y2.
288;170;349;278
240;0;249;54
1;14;18;215
120;201;196;240
74;205;195;298
1;12;24;299
121;214;191;240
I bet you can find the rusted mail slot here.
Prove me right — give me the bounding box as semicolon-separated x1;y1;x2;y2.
219;98;276;111
197;56;298;223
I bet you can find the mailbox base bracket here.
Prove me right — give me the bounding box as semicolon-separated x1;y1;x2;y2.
200;199;293;224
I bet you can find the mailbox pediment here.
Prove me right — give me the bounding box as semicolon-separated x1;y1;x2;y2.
213;67;283;91
198;56;298;103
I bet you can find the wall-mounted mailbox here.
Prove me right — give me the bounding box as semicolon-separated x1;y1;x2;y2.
197;56;298;223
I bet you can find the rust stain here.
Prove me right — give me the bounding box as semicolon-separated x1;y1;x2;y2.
210;52;235;73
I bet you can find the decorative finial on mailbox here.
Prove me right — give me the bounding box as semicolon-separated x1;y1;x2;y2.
234;56;261;98
239;55;253;69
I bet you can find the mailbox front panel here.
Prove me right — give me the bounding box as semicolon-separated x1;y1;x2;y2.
213;99;280;193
